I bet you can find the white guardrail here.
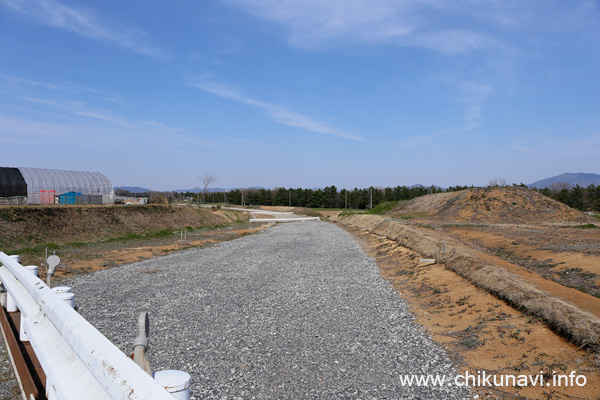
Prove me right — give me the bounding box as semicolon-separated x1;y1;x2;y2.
0;252;178;400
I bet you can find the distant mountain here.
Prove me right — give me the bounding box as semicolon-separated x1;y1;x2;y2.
528;173;600;189
115;186;151;193
410;184;442;189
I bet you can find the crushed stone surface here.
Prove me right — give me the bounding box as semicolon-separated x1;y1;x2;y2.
62;221;471;399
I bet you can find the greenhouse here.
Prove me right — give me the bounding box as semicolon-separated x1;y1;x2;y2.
0;167;114;205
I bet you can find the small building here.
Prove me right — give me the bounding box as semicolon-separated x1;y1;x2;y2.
0;167;114;205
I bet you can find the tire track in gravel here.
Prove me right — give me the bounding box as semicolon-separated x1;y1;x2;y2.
65;221;472;399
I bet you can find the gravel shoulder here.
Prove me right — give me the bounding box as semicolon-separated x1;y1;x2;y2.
0;339;20;400
62;221;470;399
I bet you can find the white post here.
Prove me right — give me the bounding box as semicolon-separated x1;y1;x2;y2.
20;265;39;342
154;370;191;400
6;255;20;312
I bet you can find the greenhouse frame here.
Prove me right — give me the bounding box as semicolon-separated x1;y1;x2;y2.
0;167;114;205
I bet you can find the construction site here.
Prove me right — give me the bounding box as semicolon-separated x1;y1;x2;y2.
0;186;599;399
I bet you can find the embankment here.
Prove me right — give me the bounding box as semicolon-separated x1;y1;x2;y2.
330;213;600;350
0;205;248;248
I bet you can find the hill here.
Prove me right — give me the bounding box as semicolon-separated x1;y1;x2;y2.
528;172;600;189
392;187;592;223
115;186;152;193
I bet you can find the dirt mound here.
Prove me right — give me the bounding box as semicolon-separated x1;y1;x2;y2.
395;187;592;223
330;213;600;349
0;205;247;248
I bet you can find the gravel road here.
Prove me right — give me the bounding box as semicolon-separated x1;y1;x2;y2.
0;341;19;400
57;221;471;399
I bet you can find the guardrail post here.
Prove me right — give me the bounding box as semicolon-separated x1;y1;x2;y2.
20;265;39;342
6;255;20;312
154;370;191;400
52;286;75;308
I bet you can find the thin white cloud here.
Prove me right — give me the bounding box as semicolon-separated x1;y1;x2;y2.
22;96;135;127
2;0;168;59
437;76;491;130
188;79;363;141
0;111;225;153
0;75;236;152
0;74;130;105
223;0;505;54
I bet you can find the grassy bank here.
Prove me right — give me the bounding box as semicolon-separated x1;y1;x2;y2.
0;205;248;250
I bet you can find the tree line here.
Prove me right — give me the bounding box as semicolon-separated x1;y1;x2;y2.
118;182;600;213
175;185;473;209
534;184;600;212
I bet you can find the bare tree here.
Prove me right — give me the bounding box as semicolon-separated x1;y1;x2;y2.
549;182;571;193
199;174;218;203
487;177;508;187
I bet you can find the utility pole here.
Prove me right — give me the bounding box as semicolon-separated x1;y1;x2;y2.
345;191;347;209
370;187;373;210
196;187;199;207
241;191;244;206
289;189;291;207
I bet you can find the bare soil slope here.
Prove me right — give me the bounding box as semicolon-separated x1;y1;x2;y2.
396;187;592;223
0;205;246;248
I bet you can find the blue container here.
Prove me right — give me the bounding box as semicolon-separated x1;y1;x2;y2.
59;191;82;205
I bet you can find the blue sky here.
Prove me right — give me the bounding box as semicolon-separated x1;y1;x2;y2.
1;0;599;190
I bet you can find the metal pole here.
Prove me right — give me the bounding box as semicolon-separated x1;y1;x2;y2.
289;190;291;207
370;187;373;210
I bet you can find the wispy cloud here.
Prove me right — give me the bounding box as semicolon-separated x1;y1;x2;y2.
0;74;130;105
0;81;221;151
0;110;226;154
2;0;168;59
438;76;491;130
223;0;505;55
22;96;136;126
187;79;363;141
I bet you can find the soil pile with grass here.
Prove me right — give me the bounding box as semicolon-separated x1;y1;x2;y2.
0;205;247;248
395;187;592;223
329;213;600;350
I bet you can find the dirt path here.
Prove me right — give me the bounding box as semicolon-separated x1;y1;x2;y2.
341;224;600;400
